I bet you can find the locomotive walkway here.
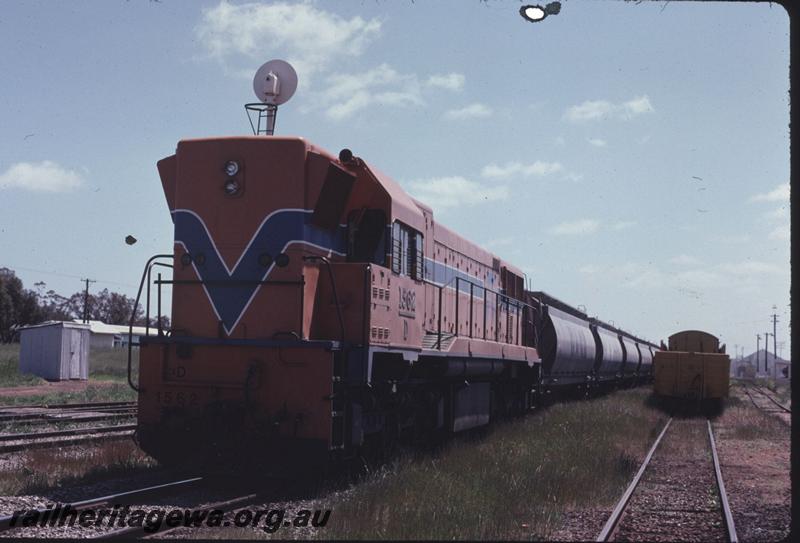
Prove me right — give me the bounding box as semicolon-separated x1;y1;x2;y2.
597;417;736;542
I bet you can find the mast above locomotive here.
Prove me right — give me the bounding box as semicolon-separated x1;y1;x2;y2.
244;59;298;136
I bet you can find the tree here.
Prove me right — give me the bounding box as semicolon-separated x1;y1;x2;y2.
0;268;47;342
0;268;163;341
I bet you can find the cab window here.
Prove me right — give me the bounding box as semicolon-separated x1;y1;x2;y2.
391;221;423;280
347;209;386;265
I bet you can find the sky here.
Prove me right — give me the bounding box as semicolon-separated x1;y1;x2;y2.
0;0;790;358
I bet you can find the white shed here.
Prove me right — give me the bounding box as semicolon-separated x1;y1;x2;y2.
18;321;90;380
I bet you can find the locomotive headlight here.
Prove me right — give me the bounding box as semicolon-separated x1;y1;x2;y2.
224;160;240;176
224;178;241;195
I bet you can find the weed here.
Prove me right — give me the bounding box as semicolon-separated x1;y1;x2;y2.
312;388;665;540
0;440;158;496
0;344;44;387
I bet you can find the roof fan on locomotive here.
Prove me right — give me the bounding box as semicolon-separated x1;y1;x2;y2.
245;59;298;136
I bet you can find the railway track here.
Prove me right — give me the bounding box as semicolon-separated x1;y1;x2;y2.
0;477;203;535
0;402;137;427
0;401;136;412
0;406;136;423
741;384;790;425
597;417;737;542
0;475;270;539
0;424;137;454
94;492;262;539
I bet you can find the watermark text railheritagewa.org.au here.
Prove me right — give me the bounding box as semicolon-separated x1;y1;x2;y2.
7;504;331;533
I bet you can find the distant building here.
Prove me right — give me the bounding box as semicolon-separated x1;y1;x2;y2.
18;321;90;380
72;319;156;349
732;349;790;380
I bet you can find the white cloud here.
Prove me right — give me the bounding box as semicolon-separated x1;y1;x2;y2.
481;161;563;179
675;269;725;288
425;73;465;91
750;182;789;203
564;100;613;122
564;95;654;122
612;220;636;231
579;264;602;275
763;206;788;222
769;224;790;241
713;234;752;244
548;219;600;236
0;161;84;192
319;64;422;120
554;136;566;146
578;257;788;298
484;237;514;248
406;176;508;210
588;138;607;147
670;254;701;266
621;95;654;117
564;172;584;182
195;1;381;80
719;261;785;276
444;103;492;120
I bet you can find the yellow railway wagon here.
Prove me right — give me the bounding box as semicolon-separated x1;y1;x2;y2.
653;330;730;400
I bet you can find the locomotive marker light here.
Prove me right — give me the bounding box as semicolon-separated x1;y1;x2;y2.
223;178;241;196
245;59;299;136
224;160;240;177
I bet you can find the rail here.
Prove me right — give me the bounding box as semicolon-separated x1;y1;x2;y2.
424;274;537;350
597;417;737;542
751;384;791;413
0;477;203;532
596;418;672;541
708;419;738;542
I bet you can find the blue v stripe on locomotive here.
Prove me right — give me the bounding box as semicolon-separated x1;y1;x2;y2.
172;209;346;334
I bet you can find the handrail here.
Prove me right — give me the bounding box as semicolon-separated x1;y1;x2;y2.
145;262;173;337
422;273;536;350
303;256;346;347
128;254;173;392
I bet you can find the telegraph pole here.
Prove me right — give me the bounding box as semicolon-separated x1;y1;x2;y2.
80;278;96;323
764;331;771;375
756;334;761;373
771;306;778;363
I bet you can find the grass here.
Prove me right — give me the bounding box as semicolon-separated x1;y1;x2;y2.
0;382;136;406
305;388;666;541
88;347;138;382
719;395;787;440
0;439;159;496
0;343;45;387
0;342;138;404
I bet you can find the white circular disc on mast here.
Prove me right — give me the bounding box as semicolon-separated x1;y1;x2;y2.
252;59;298;105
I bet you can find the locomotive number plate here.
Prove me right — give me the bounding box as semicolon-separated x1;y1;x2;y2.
398;286;416;318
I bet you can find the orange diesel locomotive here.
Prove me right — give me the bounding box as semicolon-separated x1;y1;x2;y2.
131;137;540;469
128;63;658;470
